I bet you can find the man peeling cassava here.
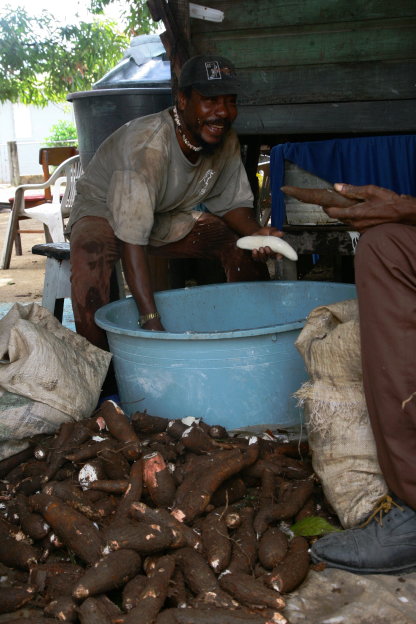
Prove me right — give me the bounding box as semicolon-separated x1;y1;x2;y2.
309;184;416;576
67;55;283;397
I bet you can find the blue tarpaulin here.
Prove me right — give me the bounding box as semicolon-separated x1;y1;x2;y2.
270;134;416;229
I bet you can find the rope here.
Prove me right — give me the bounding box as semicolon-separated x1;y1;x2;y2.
359;494;403;528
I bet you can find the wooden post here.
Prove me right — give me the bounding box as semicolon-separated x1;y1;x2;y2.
149;0;190;85
172;0;190;39
7;141;20;186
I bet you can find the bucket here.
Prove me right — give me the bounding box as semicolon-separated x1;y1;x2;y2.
95;281;356;429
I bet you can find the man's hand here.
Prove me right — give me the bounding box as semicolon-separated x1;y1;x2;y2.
323;184;416;232
249;226;284;262
222;207;284;261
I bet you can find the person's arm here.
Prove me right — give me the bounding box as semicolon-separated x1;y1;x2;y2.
221;206;284;261
121;242;164;331
323;184;416;232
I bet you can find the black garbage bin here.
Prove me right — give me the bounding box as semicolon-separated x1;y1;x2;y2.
67;35;173;170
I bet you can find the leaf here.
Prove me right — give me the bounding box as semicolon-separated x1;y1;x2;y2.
290;516;342;537
0;4;147;106
44;120;78;147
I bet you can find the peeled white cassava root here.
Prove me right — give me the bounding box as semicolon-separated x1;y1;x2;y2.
236;235;298;261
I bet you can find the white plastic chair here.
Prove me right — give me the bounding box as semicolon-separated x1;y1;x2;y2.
1;155;83;270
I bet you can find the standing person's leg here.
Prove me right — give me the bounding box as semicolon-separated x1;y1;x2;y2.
355;223;416;509
70;216;122;351
149;212;270;281
310;223;416;574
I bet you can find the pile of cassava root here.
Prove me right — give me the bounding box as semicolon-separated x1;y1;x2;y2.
0;400;337;624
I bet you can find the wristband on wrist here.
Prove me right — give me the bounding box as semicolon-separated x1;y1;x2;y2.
138;311;161;327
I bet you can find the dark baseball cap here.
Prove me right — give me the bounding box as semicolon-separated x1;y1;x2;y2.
178;55;241;96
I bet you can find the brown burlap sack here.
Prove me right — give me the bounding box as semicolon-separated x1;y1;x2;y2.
295;299;388;528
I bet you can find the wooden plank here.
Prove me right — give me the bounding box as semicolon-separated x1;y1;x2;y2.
190;0;416;32
191;18;416;68
155;1;416;139
233;100;416;135
236;60;416;105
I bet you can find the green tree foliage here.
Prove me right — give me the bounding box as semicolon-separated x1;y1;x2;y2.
0;4;134;105
89;0;155;37
44;120;78;147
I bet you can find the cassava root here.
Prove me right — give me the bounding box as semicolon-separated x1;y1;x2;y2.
0;403;338;623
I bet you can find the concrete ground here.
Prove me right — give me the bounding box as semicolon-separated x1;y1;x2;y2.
0;185;48;306
0;210;46;305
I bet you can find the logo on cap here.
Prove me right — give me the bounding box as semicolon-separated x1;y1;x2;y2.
205;60;222;80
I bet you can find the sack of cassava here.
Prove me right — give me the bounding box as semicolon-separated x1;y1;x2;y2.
0;302;112;460
294;298;388;528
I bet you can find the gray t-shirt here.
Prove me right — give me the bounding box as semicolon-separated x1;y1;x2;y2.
67;108;254;246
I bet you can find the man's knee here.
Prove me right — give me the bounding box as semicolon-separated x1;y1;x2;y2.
70;217;117;250
356;223;416;278
357;224;400;260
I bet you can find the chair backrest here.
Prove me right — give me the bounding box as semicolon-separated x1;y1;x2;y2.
42;155;83;242
59;155;83;218
39;146;78;201
29;155;83;241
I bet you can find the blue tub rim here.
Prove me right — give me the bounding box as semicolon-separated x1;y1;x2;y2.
95;309;305;341
95;282;356;341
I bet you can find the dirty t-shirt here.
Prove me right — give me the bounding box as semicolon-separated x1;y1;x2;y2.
67;108;254;247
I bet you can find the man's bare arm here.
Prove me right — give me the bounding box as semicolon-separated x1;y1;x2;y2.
121;242;164;331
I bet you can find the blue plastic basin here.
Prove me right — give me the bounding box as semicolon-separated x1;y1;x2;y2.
95;281;356;429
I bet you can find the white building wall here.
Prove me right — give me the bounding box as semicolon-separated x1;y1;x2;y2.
0;101;76;183
0;103;15;183
0;102;14;142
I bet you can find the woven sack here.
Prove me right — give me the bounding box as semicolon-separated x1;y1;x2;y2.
295;298;388;528
0;302;112;460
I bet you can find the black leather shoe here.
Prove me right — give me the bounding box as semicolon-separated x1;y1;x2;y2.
310;498;416;574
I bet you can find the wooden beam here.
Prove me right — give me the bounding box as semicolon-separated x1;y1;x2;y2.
147;0;190;81
190;0;416;32
235;61;416;106
233;100;416;135
191;18;416;68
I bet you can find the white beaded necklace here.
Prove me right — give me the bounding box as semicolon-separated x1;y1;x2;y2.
172;106;203;152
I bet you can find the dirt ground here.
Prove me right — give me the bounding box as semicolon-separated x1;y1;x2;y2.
0;209;47;304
